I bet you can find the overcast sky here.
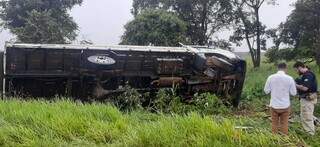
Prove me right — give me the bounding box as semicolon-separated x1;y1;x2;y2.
0;0;296;51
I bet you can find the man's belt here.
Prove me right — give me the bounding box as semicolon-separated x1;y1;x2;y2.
299;92;317;100
305;92;318;101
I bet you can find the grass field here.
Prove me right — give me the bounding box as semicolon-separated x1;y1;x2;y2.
0;60;319;146
0;100;302;146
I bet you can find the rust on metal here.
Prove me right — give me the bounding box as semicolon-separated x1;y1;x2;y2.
151;77;185;87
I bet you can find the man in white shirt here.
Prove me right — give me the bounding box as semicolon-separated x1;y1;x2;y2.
264;63;297;135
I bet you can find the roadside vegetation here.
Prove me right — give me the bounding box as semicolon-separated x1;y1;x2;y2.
0;99;301;146
0;59;319;146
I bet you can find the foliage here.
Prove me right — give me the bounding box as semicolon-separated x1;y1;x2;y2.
113;85;143;111
103;85;229;116
265;48;295;63
151;89;230;115
242;61;274;102
152;89;179;113
265;47;313;63
210;39;234;51
131;0;233;45
230;0;276;67
0;0;82;43
280;0;320;65
265;47;280;63
193;93;231;115
121;9;188;46
265;23;286;50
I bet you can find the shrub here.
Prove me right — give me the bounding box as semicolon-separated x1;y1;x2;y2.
114;85;142;111
150;89;230;115
193;93;231;115
265;47;314;64
265;48;294;63
265;47;279;63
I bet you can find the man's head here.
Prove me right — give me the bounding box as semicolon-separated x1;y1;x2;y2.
293;61;308;75
278;63;287;72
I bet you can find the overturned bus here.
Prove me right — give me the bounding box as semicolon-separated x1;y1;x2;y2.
1;43;246;106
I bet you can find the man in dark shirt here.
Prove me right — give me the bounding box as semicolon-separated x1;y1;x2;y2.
294;61;318;135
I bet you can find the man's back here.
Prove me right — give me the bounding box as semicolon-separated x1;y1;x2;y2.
264;71;297;109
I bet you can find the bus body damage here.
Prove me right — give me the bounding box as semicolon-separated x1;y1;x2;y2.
1;43;246;106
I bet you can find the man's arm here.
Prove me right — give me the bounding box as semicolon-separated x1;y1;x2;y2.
297;74;314;92
296;84;309;92
264;77;271;94
290;78;297;96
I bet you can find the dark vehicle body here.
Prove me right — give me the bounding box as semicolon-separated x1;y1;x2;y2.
1;43;246;106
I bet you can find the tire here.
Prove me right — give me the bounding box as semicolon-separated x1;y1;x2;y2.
231;91;242;107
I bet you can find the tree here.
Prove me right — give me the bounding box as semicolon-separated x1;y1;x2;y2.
131;0;233;45
265;23;286;50
230;0;275;68
265;47;309;64
120;10;188;46
0;0;82;44
281;0;320;67
210;39;233;51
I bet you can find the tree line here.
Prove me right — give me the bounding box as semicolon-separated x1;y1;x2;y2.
0;0;319;68
265;0;320;68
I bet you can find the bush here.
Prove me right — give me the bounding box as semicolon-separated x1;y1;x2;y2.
193;93;231;115
265;47;314;64
150;89;230;115
150;88;192;114
265;47;279;63
112;85;143;111
265;48;295;63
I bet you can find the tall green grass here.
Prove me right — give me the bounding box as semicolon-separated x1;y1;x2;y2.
0;100;300;146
